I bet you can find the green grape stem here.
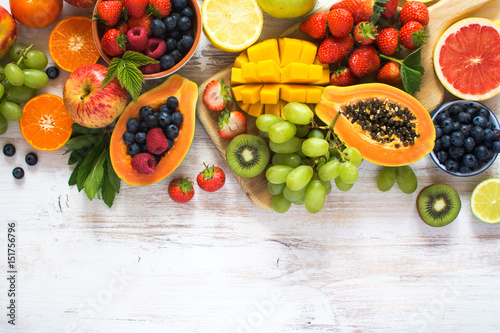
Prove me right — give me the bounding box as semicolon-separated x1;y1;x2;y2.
16;44;34;66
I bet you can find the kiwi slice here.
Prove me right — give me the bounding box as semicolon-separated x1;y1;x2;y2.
416;184;461;227
226;134;270;178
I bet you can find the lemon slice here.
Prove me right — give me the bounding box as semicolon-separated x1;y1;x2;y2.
202;0;263;52
471;178;500;224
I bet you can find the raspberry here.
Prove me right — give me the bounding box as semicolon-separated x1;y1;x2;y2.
131;153;156;175
146;127;169;154
127;26;149;52
140;62;162;74
145;38;167;59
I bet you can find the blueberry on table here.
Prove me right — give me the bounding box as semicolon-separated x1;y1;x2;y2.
45;66;59;79
3;143;15;156
12;167;24;179
25;152;38;166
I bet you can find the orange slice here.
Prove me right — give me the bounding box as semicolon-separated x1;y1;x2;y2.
49;16;100;73
20;94;74;151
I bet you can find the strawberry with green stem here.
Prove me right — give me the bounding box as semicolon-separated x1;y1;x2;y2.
94;0;123;27
376;61;402;85
168;177;195;203
330;0;393;24
101;29;127;56
353;21;378;45
300;12;328;39
197;163;226;192
399;21;428;50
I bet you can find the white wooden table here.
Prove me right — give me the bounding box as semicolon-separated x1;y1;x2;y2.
1;0;500;332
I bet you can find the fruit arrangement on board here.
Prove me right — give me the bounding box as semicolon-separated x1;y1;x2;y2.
1;0;500;224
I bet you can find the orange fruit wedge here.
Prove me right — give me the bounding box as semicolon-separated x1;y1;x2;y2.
20;94;74;151
49;16;101;73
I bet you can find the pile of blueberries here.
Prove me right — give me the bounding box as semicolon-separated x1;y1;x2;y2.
123;96;183;162
433;102;500;174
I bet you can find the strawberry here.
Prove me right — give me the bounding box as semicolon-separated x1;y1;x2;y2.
101;29;127;57
399;21;428;50
197;163;226;192
353;21;378;45
218;110;247;140
95;0;123;27
376;27;398;55
348;45;380;77
123;0;149;19
399;1;429;26
330;0;390;24
317;35;354;64
376;61;402;85
127;15;153;36
327;9;353;38
381;0;399;19
202;79;232;112
148;0;171;19
330;66;358;86
104;20;129;35
168;177;194;203
300;12;328;40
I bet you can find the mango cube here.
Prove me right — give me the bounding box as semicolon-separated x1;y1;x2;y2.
308;65;323;82
231;68;247;85
241;62;262;83
265;103;281;116
280;84;307;103
257;60;280;83
305;86;324;104
247;102;264;117
237;101;250;113
241;84;263;104
231;85;247;102
314;69;330;85
234;51;249;68
278;100;288;119
281;63;309;83
259;38;280;65
260;84;281;104
278;38;302;67
247;43;263;63
299;41;318;65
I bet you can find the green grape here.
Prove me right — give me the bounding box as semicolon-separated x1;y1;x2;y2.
0;84;4;100
0;113;7;135
268;182;285;195
272;193;291;213
18;62;29;70
396;165;418;194
343;147;363;167
305;180;326;214
9;44;25;62
295;125;309;138
335;177;354;191
0;66;5;81
282;102;314;125
269;136;302;154
329;146;341;159
301;137;329;157
268;121;296;144
256;114;283;132
0;101;23;120
23;50;48;70
4;63;24;87
323;181;332;196
286;165;313;191
307;129;324;139
259;130;269;139
293;196;305;205
23;69;49;89
339;161;358;184
282;184;307;202
318;159;341;181
266;165;294;184
377;166;396;192
272;153;301;168
6;85;36;104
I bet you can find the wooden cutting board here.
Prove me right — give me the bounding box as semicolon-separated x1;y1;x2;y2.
196;0;499;212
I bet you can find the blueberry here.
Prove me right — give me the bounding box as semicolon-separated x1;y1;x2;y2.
171;0;188;11
25;152;38;166
464;137;475;152
434;139;442;153
3;143;15;156
127;143;141;157
441;135;451;149
170;49;182;61
12;167;24;179
145;114;159;128
126;117;140;133
459;164;471;174
435;125;442;139
445;159;459;172
171;111;183;126
478;107;490;118
160;54;176;70
484;128;495;144
139;121;150;133
437;150;448;164
435;111;448;125
450;131;465;146
167;96;179;110
150;19;167;37
165;124;179;139
459;124;471;137
177;16;192;32
171;12;181;22
178;35;194;53
462;153;478;168
139;105;154;120
471;126;484;143
465;106;478;118
158;104;170;114
163;16;177;31
457;112;471;124
452;121;460;131
485;148;495;162
169;29;182;40
474;145;489;160
494;129;500;140
123;131;135;145
165;37;177;52
441;118;454;134
449;146;465;160
167;138;174;150
473;115;488;128
181;6;194;18
158;111;172;127
448;104;463;117
45;66;59;79
135;132;147;144
493;141;500;153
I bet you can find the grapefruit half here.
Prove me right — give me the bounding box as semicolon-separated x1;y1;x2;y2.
434;17;500;100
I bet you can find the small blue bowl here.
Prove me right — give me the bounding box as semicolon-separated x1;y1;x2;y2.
430;100;499;177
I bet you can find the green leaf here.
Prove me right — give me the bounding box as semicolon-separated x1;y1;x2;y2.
71;123;104;136
118;63;144;102
68;159;83;186
121;51;159;67
100;57;122;90
84;150;106;200
101;172;117;208
65;135;101;152
76;137;106;192
68;148;91;165
106;154;121;193
401;66;424;95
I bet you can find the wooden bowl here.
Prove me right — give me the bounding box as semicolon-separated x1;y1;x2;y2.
91;0;201;80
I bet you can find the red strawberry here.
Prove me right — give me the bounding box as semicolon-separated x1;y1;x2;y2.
218;110;247;140
123;0;149;19
376;61;402;85
381;0;399;19
348;45;380;77
95;1;123;27
399;1;429;26
327;8;353;38
148;0;171;19
168;177;194;203
330;66;358;86
101;29;127;57
197;163;226;192
399;21;428;50
353;21;378;45
376;27;398;55
202;79;232;111
330;0;387;24
127;15;153;36
317;35;354;64
104;20;129;35
300;12;328;40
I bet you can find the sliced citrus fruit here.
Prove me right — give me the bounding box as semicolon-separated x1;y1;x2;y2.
201;0;263;52
49;16;100;73
434;17;500;101
471;178;500;224
20;94;74;151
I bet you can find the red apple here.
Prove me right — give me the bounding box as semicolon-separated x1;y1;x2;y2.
63;64;128;129
0;6;18;59
64;0;97;8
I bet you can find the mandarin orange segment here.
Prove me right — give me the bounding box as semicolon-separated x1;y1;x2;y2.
49;16;100;73
20;94;74;151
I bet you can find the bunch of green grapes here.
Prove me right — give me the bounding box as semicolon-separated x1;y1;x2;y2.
256;102;363;214
0;44;50;135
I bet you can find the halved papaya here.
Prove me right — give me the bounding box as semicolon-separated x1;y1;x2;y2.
315;83;435;166
110;74;198;186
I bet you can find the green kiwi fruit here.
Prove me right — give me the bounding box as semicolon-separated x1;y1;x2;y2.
226;134;270;178
416;184;461;227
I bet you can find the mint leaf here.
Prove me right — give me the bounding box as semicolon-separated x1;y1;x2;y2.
101;57;121;90
71;123;104;136
68;148;91;165
121;51;159;67
84;150;106;200
117;62;144;102
69;159;83;186
101;169;117;208
106;155;121;193
401;48;425;94
76;137;106;192
65;135;101;152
